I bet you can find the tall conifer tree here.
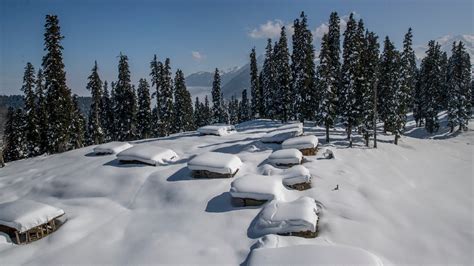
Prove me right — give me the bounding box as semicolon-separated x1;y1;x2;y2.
21;62;40;156
86;61;104;145
159;58;174;136
250;47;260;118
274;27;292;122
136;78;152;139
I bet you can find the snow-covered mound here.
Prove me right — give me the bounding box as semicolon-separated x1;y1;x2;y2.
0;117;472;265
117;145;178;166
262;165;312;186
282;135;319;150
229;174;285;201
0;200;64;233
197;124;235;136
251;197;318;237
268;122;303;133
93;141;133;155
261;129;303;143
248;241;382;265
187;152;242;174
268;148;303;166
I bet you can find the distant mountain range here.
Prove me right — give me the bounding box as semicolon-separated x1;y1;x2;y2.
186;56;264;100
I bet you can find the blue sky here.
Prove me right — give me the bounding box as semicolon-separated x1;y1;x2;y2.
1;0;472;95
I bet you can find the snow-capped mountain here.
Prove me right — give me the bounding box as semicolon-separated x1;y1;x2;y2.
185;67;241;88
415;34;473;65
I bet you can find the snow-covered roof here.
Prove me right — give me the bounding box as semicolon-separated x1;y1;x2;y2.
261;128;303;143
187;152;242;174
281;165;311;186
93;141;133;155
252;197;318;236
197;124;235;136
230;174;285;201
248;242;383;266
0;200;65;233
117;145;178;166
282;135;319;150
268;149;303;165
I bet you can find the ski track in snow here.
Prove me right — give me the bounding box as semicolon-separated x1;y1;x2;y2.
0;116;473;265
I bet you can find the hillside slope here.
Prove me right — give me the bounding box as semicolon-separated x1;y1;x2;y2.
0;116;472;265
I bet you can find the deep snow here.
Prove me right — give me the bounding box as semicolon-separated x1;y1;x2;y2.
0;115;472;265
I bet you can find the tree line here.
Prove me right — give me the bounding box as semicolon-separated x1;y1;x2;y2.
2;12;472;162
246;12;472;147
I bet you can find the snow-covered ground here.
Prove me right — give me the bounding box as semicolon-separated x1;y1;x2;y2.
0;114;472;265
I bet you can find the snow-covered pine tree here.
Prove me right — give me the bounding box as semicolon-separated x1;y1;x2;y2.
447;41;472;132
419;41;444;133
136;78;152;139
438;51;449;110
274;27;292;122
250;47;260;119
42;15;75;153
340;13;363;147
35;68;49;154
239;89;251;122
327;12;342;117
378;36;398;132
203;95;212;125
100;81;114;142
173;69;195;132
211;68;223;123
86;61;104;145
291;11;316;121
150;55;162;124
360;31;379;146
114;53;137;141
261;39;275;119
21;62;40;156
70;95;86;149
159;58;174;136
228;95;239;125
3;108;28;162
400;28;417;114
194;97;203;128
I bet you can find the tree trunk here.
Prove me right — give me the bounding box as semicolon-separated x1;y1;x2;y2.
348;124;353;148
450;125;454;133
325;122;330;143
394;134;399;145
365;133;369;147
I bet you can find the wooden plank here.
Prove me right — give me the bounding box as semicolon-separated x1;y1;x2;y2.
15;231;20;245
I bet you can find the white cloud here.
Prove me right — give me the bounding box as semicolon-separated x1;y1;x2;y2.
249;20;294;39
192;51;205;62
312;12;360;40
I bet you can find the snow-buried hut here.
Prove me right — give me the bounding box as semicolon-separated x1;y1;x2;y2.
263;165;312;191
93;141;133;155
230;174;285;206
268;149;303;167
0;200;65;244
252;196;319;238
261;123;303;144
197;124;236;136
187;152;242;178
117;145;178;166
282;135;319;156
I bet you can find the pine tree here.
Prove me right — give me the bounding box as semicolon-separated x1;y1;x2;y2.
447;41;472;132
228;95;239;124
173;69;195;132
239;89;251;122
378;37;398;132
150;55;162;123
3;108;28;162
291;11;316;121
194;97;203;128
86;61;104;145
114;53;137;140
340;13;363;147
419;41;444;133
70;95;86;149
211;68;224;123
400;28;417;114
274;27;292;122
203;96;212;125
250;47;260;118
159;58;174;136
42;15;75;153
136;78;152;139
100;81;114;142
261;39;276;118
21;62;40;156
35;68;49;154
360;31;380;146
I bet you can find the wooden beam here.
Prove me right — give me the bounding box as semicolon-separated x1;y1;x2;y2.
15;231;20;245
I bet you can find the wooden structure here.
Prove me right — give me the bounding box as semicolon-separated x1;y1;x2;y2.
231;197;268;207
0;200;65;245
278;220;318;238
192;169;239;179
299;147;318;156
286;182;312;191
